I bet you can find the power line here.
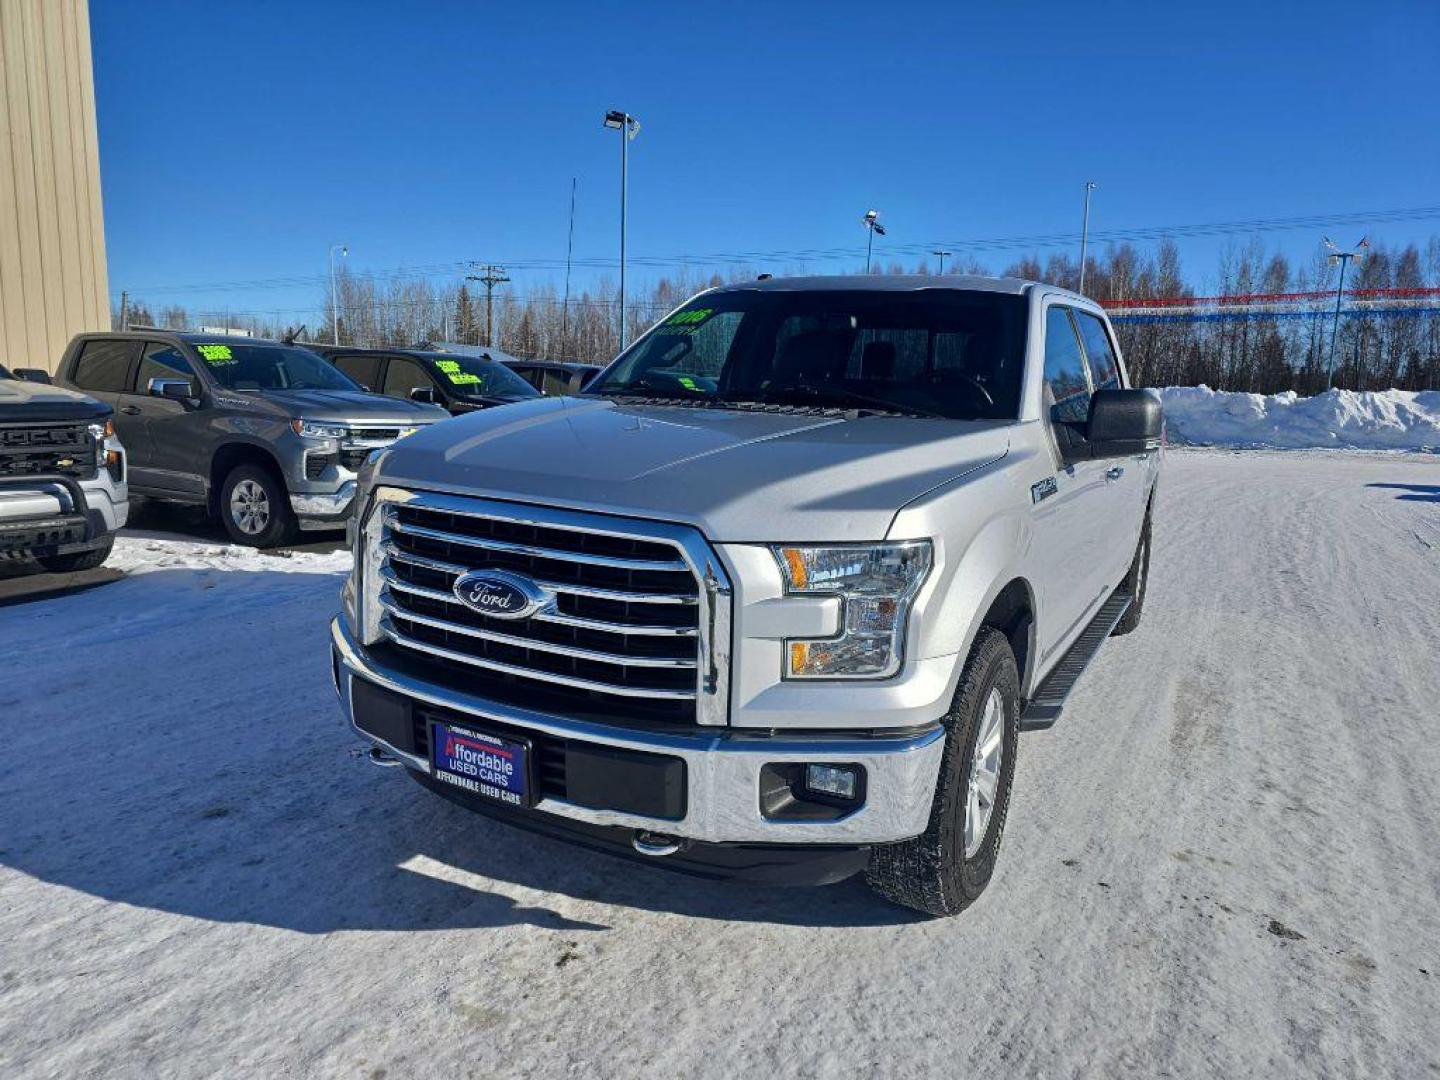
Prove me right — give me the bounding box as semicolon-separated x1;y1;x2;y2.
111;203;1440;299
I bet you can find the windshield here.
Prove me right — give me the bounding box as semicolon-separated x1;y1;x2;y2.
427;355;539;400
193;342;361;392
586;289;1027;420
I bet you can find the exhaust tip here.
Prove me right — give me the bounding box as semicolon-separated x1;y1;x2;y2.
367;746;401;767
632;830;686;857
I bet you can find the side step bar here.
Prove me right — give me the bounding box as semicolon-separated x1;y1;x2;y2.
1019;590;1134;732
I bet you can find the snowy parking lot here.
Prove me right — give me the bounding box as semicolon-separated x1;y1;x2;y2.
2;449;1438;1078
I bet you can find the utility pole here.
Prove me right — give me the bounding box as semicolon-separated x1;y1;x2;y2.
119;290;128;330
932;249;952;275
1078;181;1096;294
467;264;511;348
563;177;577;348
1322;236;1368;390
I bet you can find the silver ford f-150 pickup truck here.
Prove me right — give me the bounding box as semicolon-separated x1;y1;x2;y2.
331;276;1162;916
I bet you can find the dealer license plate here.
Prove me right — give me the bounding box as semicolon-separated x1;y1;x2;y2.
430;721;532;807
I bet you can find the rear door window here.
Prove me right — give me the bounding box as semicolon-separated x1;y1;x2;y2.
1042;307;1092;424
1073;311;1122;391
540;369;573;396
71;339;139;393
333;354;382;389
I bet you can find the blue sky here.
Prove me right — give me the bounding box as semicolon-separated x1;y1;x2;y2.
92;0;1440;320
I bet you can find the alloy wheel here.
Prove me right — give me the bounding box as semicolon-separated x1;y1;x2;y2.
964;687;1006;859
229;479;271;536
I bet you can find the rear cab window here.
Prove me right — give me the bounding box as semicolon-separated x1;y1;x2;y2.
71;339;139;393
333;354;382;389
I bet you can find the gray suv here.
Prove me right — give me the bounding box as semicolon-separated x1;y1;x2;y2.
56;332;448;547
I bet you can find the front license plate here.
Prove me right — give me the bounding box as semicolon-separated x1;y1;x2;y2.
430;721;533;807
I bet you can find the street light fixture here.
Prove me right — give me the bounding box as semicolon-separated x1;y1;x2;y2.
1323;235;1369;389
328;244;348;344
603;109;641;348
862;209;886;273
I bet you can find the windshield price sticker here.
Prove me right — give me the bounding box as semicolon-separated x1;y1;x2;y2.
436;359;481;386
197;344;235;364
664;308;713;333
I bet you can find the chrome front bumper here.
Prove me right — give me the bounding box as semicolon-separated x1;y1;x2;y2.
291;480;357;522
331;618;946;845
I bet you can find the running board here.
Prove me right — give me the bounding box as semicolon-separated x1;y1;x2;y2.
1019;590;1134;732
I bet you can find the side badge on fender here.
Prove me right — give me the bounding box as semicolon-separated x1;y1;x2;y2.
1031;476;1058;504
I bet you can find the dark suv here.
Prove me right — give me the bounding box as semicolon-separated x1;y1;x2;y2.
55;332;447;547
309;346;540;415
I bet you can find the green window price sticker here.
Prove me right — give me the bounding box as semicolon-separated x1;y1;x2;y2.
197;344;234;363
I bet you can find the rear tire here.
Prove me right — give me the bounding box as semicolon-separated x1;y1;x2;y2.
866;627;1021;917
219;464;297;548
36;535;114;574
1110;507;1152;637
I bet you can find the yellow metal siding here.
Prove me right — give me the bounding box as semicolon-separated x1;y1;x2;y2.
0;0;108;373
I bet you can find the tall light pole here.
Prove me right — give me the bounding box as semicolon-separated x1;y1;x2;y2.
932;249;953;275
862;209;886;272
1323;236;1368;390
1078;181;1096;294
328;244;348;344
562;176;577;349
603;109;640;348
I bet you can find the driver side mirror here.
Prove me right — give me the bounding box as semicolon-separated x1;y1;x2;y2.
409;385;438;404
1085;388;1162;458
148;376;198;404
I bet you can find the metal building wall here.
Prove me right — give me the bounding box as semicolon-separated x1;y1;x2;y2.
0;0;108;373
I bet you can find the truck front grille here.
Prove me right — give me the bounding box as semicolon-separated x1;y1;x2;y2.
372;494;727;726
0;423;96;480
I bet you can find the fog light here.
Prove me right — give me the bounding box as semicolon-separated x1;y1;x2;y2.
805;763;860;801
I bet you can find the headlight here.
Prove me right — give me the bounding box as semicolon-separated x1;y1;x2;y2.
291;419;349;439
773;541;932;679
88;419;115;440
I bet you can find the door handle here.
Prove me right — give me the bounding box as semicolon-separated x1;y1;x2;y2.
1105;465;1124;482
120;405;141;415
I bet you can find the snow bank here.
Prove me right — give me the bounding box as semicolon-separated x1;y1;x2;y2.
1158;386;1440;451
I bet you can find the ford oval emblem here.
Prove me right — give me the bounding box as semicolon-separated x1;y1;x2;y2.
451;569;548;620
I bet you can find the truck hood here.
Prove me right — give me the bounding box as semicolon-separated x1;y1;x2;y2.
378;396;1011;542
215;388;449;425
0;378;111;424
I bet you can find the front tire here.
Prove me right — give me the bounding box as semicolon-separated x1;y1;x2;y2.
219;464;297;548
866;627;1021;917
36;535;114;574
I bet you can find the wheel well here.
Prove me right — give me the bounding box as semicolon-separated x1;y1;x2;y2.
981;578;1035;692
209;444;286;517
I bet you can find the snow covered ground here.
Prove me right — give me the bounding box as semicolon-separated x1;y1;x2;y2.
1160;386;1440;451
2;450;1439;1078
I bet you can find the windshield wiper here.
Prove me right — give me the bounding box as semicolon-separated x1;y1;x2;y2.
755;384;947;419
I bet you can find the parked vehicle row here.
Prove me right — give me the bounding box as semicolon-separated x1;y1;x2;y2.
329;274;1163;917
307;345;541;415
53;332;449;547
